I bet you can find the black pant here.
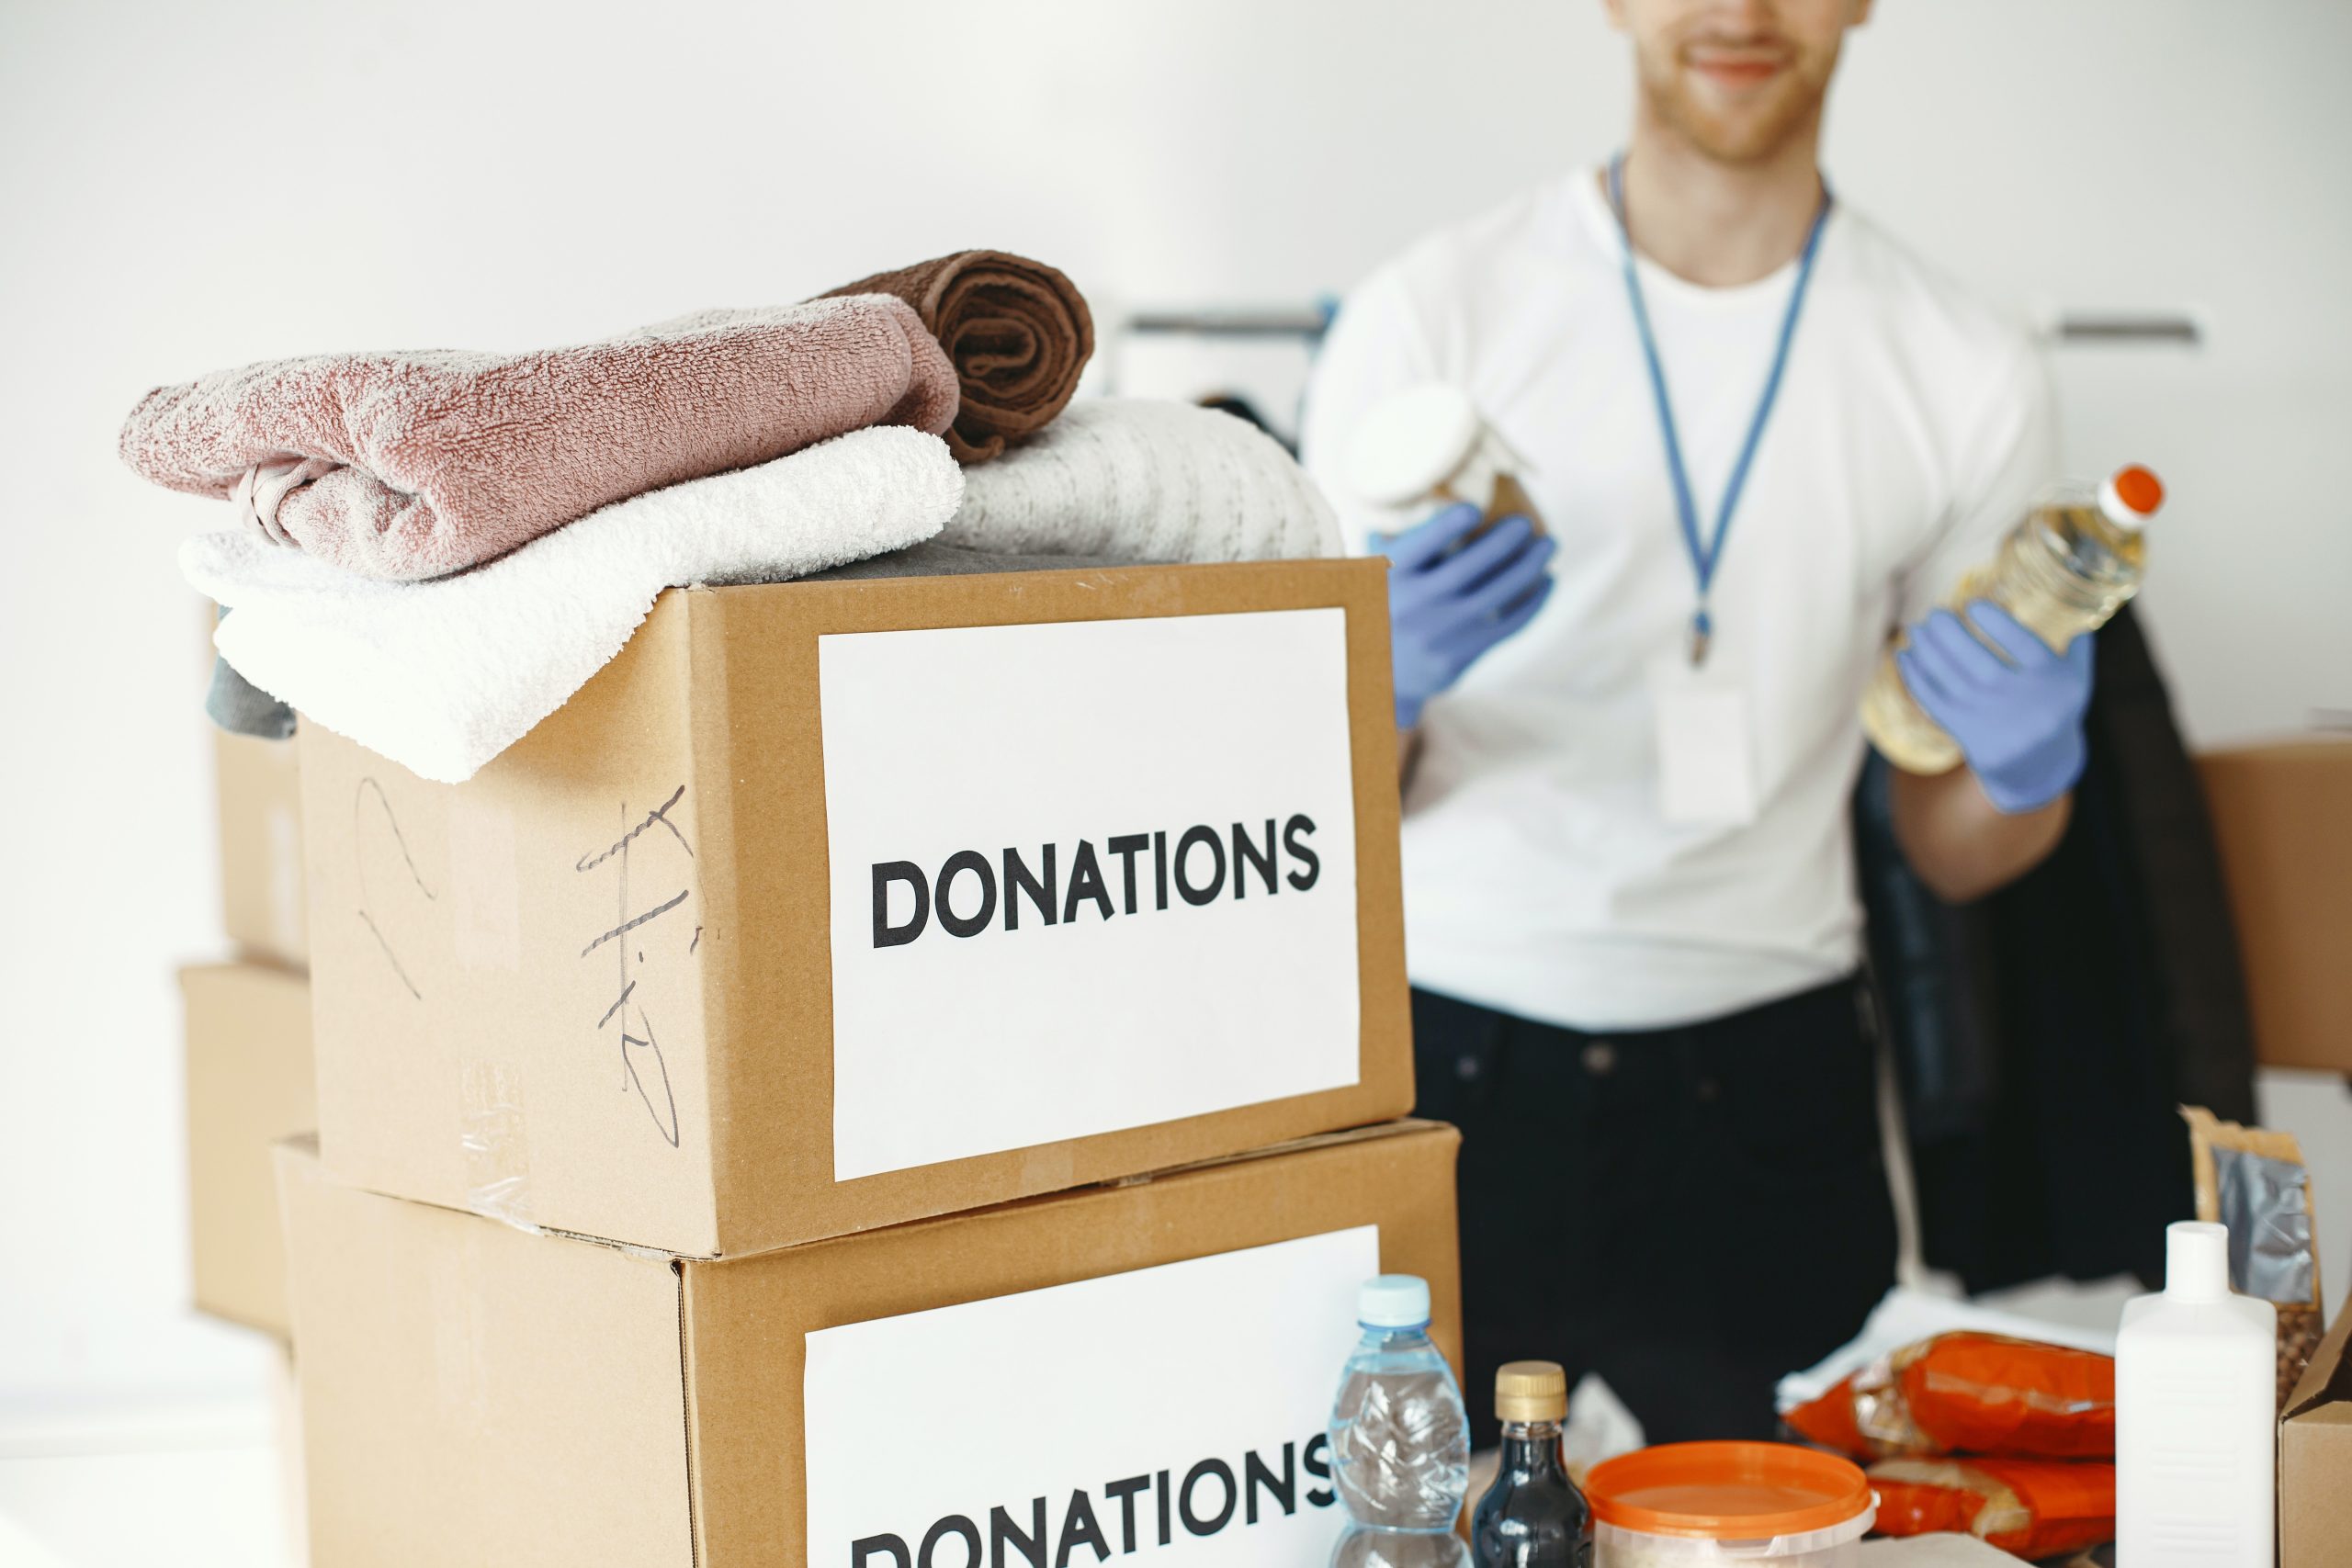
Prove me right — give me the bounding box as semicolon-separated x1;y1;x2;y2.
1410;976;1898;1449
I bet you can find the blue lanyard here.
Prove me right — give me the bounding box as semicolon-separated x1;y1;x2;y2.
1610;152;1832;665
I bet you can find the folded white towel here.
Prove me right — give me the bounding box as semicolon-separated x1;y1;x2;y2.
945;398;1342;562
183;425;964;784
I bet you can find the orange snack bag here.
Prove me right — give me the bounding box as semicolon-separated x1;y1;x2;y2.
1867;1457;2115;1559
1784;1374;1871;1456
1785;1333;2114;1459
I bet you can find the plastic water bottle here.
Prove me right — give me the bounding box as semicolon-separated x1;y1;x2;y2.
1329;1275;1470;1566
2116;1221;2275;1567
1861;463;2164;773
1330;1523;1476;1568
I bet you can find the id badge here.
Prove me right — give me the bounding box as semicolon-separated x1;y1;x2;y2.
1652;663;1759;827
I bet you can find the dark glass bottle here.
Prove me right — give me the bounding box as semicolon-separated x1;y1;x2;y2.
1471;1361;1592;1567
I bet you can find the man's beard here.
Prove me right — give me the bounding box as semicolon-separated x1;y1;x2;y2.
1636;43;1836;164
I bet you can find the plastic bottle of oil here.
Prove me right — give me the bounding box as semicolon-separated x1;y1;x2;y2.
1861;464;2164;773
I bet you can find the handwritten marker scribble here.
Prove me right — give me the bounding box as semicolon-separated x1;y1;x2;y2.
580;786;693;1153
353;776;435;1000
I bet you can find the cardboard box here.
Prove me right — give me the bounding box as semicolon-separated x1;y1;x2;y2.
218;729;309;968
2199;739;2352;1073
270;1341;311;1568
182;961;316;1337
298;561;1410;1256
2282;1306;2352;1566
279;1118;1460;1568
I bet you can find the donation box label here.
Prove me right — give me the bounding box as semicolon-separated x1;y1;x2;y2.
804;1225;1377;1564
818;607;1362;1181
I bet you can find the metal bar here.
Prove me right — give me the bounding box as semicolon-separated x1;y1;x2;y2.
1123;308;2202;348
1122;308;1332;340
2053;313;2202;345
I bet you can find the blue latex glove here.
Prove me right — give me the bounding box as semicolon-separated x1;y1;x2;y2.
1378;503;1556;729
1896;600;2094;814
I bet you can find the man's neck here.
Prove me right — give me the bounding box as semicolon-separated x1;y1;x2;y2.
1609;109;1826;288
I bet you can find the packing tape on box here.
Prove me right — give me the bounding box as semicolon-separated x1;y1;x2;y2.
1021;1143;1077;1195
459;1058;537;1231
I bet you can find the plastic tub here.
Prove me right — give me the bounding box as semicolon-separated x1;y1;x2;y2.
1585;1442;1876;1566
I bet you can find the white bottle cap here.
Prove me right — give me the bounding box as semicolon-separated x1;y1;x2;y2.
1358;1274;1432;1329
2097;465;2165;532
1342;384;1482;506
2165;1220;2231;1302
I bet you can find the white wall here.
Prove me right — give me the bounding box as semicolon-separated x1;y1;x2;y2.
2;0;2346;1420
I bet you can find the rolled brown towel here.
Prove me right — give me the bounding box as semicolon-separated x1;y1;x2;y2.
822;250;1093;464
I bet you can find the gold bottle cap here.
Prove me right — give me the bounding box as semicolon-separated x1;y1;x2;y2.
1495;1359;1568;1423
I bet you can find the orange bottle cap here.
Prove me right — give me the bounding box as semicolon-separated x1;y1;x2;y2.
2111;465;2164;516
1585;1441;1873;1539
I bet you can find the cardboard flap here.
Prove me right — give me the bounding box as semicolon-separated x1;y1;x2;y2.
2285;1304;2352;1421
1106;1115;1450;1186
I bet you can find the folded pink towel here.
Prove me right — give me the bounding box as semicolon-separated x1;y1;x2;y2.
120;297;959;581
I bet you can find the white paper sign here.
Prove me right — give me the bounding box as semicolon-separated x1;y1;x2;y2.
820;608;1362;1180
804;1225;1379;1566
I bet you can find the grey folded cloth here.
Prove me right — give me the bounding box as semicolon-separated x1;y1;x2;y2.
801;539;1143;581
205;611;295;739
944;399;1343;563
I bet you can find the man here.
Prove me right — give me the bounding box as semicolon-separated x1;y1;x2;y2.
1301;0;2093;1444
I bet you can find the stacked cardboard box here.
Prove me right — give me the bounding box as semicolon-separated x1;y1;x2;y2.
277;559;1464;1565
2282;1308;2352;1565
215;728;309;967
182;960;313;1337
185;671;317;1337
183;694;318;1565
2197;738;2352;1073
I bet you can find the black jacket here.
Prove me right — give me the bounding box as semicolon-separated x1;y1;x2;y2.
1855;604;2258;1292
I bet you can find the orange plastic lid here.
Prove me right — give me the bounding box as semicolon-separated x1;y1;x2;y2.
2111;464;2165;516
1585;1442;1873;1540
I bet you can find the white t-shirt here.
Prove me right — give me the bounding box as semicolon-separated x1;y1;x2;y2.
1300;168;2057;1032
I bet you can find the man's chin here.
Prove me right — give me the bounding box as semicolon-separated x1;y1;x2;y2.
1690;122;1802;164
1661;90;1817;164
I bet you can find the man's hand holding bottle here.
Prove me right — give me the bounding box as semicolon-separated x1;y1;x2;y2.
1896;602;2095;813
1377;502;1556;731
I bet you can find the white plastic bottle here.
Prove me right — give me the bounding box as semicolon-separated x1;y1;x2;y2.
2116;1221;2276;1566
1341;382;1546;540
